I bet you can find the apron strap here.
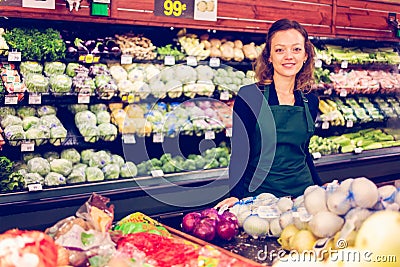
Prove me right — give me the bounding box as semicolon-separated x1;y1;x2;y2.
263;84;270;100
300;91;315;133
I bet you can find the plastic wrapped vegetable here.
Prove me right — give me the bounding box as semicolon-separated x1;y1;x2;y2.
81;149;95;164
72;74;95;93
25;73;49;93
22;116;40;131
1;114;22;128
49;74;72;93
0;107;16;119
98;123;118;141
61;148;81;164
110;65;128;82
23;153;41;163
4;125;25;146
111;154;125;167
44;61;66;76
68;104;89;114
24;172;44;187
50;126;67;146
67;164;87;184
45;172;66;186
40;115;61;129
79;124;99;143
96;110;111;124
25;125;50;146
27;157;51;176
103;163;120;179
166;80;183;98
66;62;88;77
90;103;108;114
117;79;134;96
43;151;60;162
89;150;111;168
16;106;36;119
120;161;138;178
75;110;97;127
19;61;43;76
85;166;104;182
36;106;57;117
50;159;73;176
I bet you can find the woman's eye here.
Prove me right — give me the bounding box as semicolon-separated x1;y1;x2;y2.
293;47;302;52
275;49;284;53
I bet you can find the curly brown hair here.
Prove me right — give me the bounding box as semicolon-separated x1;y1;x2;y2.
254;19;315;91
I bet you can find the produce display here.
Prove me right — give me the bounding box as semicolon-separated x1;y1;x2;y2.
115;33;157;60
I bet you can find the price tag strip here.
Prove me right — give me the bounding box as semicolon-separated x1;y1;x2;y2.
151;169;165;177
28;93;42;105
220;91;230;101
205;130;215;140
312;152;322;160
153;133;164;143
209;57;220;67
186;56;197;66
5;94;18;105
79;54;100;64
121;54;133;65
322;121;330;130
28;183;43;192
123;134;136;144
8;51;22;62
346;120;354;128
21;141;35;152
164;55;176;65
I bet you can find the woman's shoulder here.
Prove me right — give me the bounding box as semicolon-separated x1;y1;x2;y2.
304;91;319;108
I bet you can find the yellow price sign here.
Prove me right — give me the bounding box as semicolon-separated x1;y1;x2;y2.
154;0;193;18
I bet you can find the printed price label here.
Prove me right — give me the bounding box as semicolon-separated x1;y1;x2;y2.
153;133;164;143
163;0;187;16
7;51;22;62
164;55;176;65
121;54;133;65
205;130;215;140
28;183;43;192
78;93;90;104
312;152;322;159
322;121;330;129
78;54;100;64
354;147;363;154
315;59;323;68
186;56;197;66
340;89;348;97
209;57;220;67
220;91;230;101
225;128;232;137
151;169;165;177
341;60;348;69
21;141;35;152
4;94;18;105
28;93;41;105
346;120;354;128
123;134;136;144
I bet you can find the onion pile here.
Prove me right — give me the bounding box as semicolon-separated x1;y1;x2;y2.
181;208;239;242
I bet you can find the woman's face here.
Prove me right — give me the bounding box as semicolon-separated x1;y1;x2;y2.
269;29;308;80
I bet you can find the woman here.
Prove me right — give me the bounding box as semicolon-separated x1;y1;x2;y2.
217;19;322;207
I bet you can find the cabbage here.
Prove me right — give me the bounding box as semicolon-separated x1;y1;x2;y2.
160;67;175;83
45;172;66;186
111;154;125;167
20;61;43;76
131;81;150;99
66;63;87;77
90;104;108;114
43;151;60;162
23;153;41;163
81;149;95;164
0;107;16;119
61;148;81;164
25;125;50;146
68;104;89;114
98;123;118;141
89;151;111;168
120;161;138;178
96;111;111;124
22;116;40;131
16;107;36;119
1;115;22;128
49;74;72;93
50;126;67;146
44;62;66;76
40;115;61;129
174;65;197;83
4;125;25;146
117;80;134;96
196;65;214;81
50;159;73;176
75;110;97;127
109;65;128;82
145;64;161;82
27;157;51;176
67;164;87;184
37;105;57;117
128;68;144;82
79;125;99;143
24;173;44;187
103;163;120;179
25;73;49;93
85;167;104;182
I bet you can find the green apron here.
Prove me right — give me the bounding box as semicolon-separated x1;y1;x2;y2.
244;84;315;198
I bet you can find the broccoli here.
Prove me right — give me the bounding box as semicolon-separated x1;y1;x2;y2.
150;158;162;168
160;153;172;164
161;162;175;174
183;159;197;171
195;156;206;169
136;162;148;176
218;157;229;167
204;159;220;170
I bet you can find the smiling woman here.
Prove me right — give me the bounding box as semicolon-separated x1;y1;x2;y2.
216;18;322;208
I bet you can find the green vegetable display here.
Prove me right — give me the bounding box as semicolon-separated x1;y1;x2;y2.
120;161;138;178
27;157;50;176
3;27;66;61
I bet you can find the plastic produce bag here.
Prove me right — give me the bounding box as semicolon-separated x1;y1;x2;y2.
81;149;95;164
68;104;89;114
120;161;138;178
1;114;22;128
98;123;117;141
50;158;73;176
61;148;81;164
45;172;66;186
40;114;62;129
44;61;66;76
102;163;120;179
25;73;49;93
86;167;104;182
22;116;40;131
19;61;43;76
67;164;87;184
27;157;51;176
16;106;36;119
36;105;57;117
24;172;44;187
75;110;97;127
90;104;108;114
110;154;125;167
43;151;60;162
25;125;50;146
49;74;72;93
96;111;111;124
50;126;67;146
89;151;111;168
4;125;26;146
79;124;100;143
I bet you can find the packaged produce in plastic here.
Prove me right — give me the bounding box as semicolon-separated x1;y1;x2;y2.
49;74;72;93
25;73;49;93
44;61;66;76
45;172;66;186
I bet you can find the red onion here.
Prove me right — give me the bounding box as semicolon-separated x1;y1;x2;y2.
192;220;216;241
219;210;239;226
182;212;201;233
216;220;239;241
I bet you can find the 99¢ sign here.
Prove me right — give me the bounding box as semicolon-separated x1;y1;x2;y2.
154;0;194;18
